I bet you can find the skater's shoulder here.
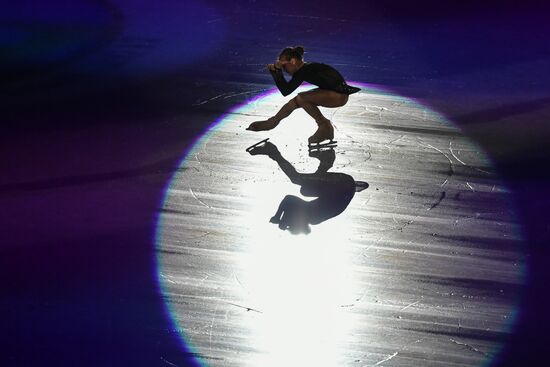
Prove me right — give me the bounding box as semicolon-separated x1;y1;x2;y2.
305;62;336;71
299;62;326;73
303;61;322;68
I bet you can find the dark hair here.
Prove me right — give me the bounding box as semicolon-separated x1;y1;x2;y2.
279;46;305;61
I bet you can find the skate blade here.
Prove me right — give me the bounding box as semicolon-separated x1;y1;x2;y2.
308;140;337;151
246;138;270;152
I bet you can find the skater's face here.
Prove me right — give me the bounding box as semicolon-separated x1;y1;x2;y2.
278;57;302;75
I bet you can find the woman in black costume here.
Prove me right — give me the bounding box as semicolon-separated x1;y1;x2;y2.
247;46;360;145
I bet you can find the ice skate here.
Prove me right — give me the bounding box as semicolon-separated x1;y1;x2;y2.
246;118;279;131
308;120;336;151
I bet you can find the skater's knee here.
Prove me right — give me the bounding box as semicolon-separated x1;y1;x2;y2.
289;95;301;108
295;93;309;107
339;94;349;107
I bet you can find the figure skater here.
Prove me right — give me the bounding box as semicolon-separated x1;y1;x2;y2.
246;46;360;147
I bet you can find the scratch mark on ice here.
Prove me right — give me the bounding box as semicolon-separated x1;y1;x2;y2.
450;339;488;356
160;273;177;284
418;139;454;186
192;89;267;106
388;135;405;145
449;141;491;175
189;187;212;208
400;300;420;311
161;356;180;367
224;301;263;313
449;141;467;166
208;303;220;353
373;352;398;366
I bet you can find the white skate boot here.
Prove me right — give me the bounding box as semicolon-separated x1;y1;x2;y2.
308;119;336;150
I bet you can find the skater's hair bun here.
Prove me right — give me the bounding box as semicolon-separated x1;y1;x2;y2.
293;46;305;57
279;45;305;61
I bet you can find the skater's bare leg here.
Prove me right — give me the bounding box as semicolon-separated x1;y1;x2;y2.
295;89;348;123
295;89;348;143
272;97;300;122
247;88;348;133
247;98;299;131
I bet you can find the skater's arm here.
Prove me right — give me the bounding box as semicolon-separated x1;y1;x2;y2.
269;68;303;97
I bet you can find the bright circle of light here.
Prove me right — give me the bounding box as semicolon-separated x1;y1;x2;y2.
155;83;526;367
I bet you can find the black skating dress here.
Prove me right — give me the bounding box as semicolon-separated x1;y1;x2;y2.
270;62;361;97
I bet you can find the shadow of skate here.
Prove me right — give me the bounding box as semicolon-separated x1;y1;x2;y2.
248;141;368;234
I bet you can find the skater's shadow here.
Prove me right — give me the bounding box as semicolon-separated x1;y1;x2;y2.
247;141;369;235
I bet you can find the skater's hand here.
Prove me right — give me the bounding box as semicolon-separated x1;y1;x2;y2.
267;63;281;72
